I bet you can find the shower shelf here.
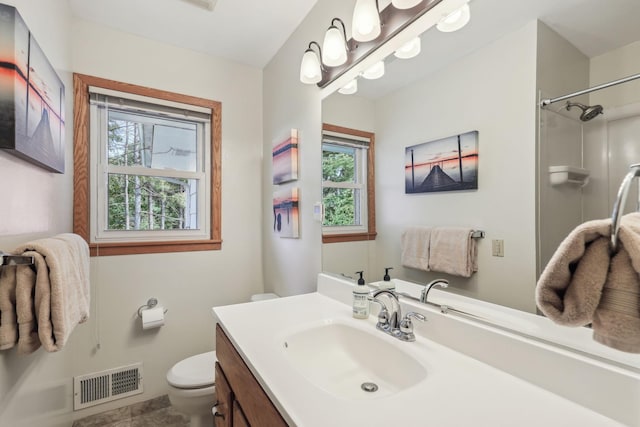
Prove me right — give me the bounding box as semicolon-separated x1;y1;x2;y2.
549;166;590;187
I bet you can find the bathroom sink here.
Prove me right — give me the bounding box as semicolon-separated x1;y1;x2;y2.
281;321;427;399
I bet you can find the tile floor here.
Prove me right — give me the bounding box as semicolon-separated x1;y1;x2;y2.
72;395;189;427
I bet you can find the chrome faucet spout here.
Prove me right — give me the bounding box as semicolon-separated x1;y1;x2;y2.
372;289;401;329
420;279;449;304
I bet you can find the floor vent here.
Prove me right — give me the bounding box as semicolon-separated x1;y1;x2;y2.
73;363;143;410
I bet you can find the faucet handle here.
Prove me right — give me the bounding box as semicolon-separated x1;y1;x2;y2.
399;312;426;341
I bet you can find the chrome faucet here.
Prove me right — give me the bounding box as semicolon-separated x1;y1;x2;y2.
370;290;427;342
420;279;449;303
371;289;402;331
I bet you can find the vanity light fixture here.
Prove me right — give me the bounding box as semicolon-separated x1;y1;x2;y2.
362;60;385;79
391;0;422;9
352;0;381;42
300;0;468;88
338;78;358;95
394;37;421;59
299;42;324;84
322;18;349;67
436;2;470;32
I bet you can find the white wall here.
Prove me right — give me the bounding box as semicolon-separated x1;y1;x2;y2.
0;4;264;424
590;39;640;108
67;19;264;420
0;1;74;426
261;1;351;297
372;22;539;312
535;22;590;273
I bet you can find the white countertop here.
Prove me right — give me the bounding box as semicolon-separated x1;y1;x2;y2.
213;292;624;427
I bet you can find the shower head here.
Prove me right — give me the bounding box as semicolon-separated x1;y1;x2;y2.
565;101;604;122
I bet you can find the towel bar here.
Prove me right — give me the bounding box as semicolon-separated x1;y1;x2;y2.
610;163;640;253
471;230;485;238
0;251;34;266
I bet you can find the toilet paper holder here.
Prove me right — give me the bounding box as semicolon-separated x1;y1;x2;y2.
137;298;169;317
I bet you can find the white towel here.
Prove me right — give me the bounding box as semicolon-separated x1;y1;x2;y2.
401;227;432;271
0;265;18;350
428;227;477;277
14;233;90;353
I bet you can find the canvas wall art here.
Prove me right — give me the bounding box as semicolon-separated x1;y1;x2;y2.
272;128;298;184
273;187;299;238
405;130;478;194
0;4;65;173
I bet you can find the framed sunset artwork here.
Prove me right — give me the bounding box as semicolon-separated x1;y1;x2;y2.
0;4;65;173
272;128;298;184
273;187;299;238
405;131;478;194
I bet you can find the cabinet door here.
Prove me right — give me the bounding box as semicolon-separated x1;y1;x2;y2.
214;363;232;427
232;401;250;427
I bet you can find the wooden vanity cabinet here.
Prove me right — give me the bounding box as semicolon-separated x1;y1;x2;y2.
215;324;288;427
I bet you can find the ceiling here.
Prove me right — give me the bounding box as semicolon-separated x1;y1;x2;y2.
68;0;640;97
356;0;640;99
67;0;319;68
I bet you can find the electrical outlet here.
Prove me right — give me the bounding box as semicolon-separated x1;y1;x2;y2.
492;239;504;257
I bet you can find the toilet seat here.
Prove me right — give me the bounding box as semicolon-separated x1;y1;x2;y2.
167;351;217;389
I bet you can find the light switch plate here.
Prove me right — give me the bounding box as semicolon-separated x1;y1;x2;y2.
492;239;504;257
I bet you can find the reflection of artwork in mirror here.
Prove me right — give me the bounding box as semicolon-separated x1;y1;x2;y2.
273;187;299;238
405;130;478;194
272;128;298;184
0;4;65;173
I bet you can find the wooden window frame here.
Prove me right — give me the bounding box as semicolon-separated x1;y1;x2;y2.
73;73;222;256
322;123;376;244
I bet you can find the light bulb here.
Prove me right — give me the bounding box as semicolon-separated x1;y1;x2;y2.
322;25;347;66
394;37;421;59
362;61;385;80
352;0;381;42
299;49;322;84
391;0;421;9
436;3;470;33
338;79;358;95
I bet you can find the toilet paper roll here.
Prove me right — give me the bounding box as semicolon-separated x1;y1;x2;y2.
141;306;165;330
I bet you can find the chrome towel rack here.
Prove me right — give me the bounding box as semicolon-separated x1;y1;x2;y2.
610;163;640;253
471;230;485;239
0;251;34;266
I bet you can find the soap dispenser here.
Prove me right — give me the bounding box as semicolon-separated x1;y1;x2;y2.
352;271;370;319
379;267;396;290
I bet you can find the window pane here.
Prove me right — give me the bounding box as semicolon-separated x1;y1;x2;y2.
108;110;198;172
322;187;361;226
323;144;356;183
106;173;198;231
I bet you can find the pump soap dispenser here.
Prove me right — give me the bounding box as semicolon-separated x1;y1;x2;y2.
379;267;396;290
353;271;370;319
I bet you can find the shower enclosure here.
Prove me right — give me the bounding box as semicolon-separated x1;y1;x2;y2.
537;76;640;273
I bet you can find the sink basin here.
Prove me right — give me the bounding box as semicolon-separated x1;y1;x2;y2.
281;321;427;399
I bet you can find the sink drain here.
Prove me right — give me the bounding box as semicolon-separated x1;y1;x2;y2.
361;382;379;393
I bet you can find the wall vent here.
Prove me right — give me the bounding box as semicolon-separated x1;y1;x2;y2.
73;363;143;410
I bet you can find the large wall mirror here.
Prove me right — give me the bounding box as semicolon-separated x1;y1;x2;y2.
321;0;640;319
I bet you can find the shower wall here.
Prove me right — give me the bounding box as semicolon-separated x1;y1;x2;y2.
537;25;640;274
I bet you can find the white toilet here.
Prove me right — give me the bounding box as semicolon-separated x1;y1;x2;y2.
166;293;279;427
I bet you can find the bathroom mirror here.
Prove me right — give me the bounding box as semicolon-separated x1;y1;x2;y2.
321;0;640;315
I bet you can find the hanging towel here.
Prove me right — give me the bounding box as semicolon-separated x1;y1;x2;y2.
14;233;90;353
536;213;640;353
401;227;432;271
428;227;477;277
0;265;18;350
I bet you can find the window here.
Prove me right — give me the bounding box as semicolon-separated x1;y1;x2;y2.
73;74;221;256
322;123;376;243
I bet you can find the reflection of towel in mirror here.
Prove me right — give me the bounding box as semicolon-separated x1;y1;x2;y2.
14;233;90;353
0;265;18;350
535;213;640;353
428;227;477;278
401;227;432;271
